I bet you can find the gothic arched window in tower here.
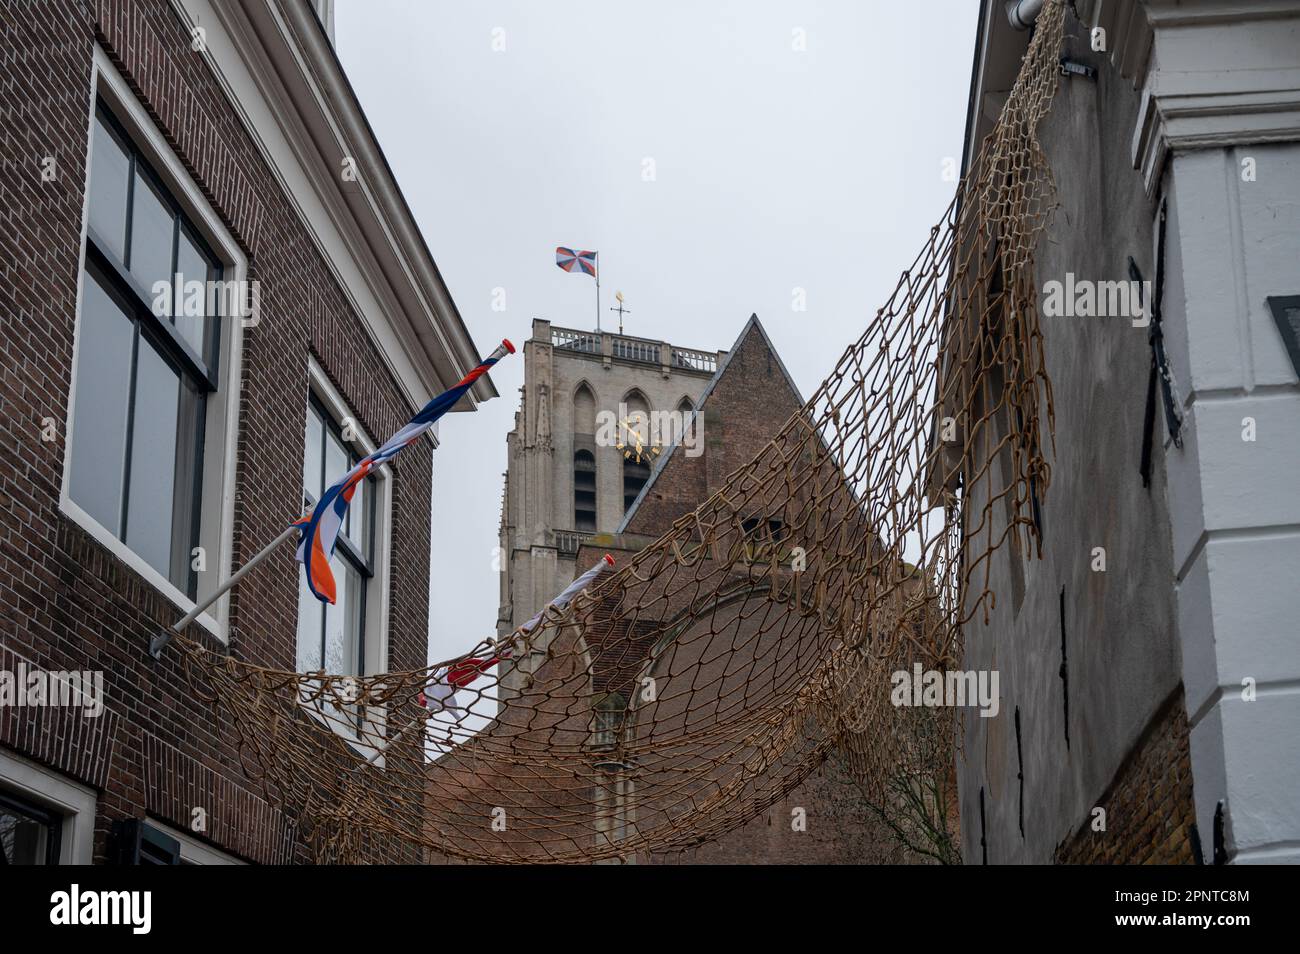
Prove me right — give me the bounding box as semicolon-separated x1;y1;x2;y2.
591;692;626;749
621;390;653;514
677;396;696;447
573;382;596;437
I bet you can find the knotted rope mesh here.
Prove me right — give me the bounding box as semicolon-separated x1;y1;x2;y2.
176;1;1066;863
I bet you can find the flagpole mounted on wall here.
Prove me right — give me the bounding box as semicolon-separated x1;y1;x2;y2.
594;251;601;332
149;338;515;660
149;525;299;659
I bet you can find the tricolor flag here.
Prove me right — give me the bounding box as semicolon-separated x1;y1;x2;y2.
555;247;597;277
421;554;615;715
295;340;515;604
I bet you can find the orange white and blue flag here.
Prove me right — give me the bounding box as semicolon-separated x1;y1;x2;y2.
295;339;515;604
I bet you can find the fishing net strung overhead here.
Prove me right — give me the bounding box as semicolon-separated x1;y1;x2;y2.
176;1;1068;863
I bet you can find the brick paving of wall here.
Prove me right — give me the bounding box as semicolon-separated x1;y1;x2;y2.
1054;687;1199;864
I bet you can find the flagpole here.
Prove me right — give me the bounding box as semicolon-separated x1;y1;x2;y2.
354;553;616;767
363;717;419;766
150;340;514;661
149;525;299;659
595;252;601;332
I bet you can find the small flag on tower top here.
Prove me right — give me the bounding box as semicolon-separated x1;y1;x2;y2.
555;247;597;277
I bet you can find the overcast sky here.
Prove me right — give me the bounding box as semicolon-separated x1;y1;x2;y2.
333;0;979;665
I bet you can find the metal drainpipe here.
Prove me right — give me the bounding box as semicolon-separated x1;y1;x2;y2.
1006;0;1046;30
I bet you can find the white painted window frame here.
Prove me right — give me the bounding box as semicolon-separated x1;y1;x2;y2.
0;750;98;864
59;47;246;643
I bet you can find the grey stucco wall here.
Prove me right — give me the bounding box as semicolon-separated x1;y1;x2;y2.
956;19;1183;863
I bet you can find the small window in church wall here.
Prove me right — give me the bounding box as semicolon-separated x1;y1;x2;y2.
591;693;626;749
574;450;597;532
677;397;696;444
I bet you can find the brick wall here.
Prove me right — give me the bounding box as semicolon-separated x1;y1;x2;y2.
651;759;922;865
600;319;934;864
0;0;431;862
625;320;805;535
1054;687;1199;864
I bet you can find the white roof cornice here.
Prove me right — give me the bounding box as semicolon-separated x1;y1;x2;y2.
169;0;496;411
967;2;1300;201
1132;0;1300;197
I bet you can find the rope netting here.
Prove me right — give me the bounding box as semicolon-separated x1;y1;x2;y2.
176;1;1067;863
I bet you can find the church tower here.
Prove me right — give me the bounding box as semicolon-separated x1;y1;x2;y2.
497;319;724;637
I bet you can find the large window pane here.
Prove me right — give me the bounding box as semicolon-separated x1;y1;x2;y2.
302;406;323;503
348;476;369;560
129;169;175;301
170;379;205;595
324;554;361;676
346;560;363;663
124;338;180;579
69;274;134;535
173;228;212;360
88;116;130;263
0;797;55;865
296;572;324;671
324;430;348;500
322;556;363;732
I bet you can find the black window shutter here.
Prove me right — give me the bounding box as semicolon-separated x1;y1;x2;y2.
114;819;182;865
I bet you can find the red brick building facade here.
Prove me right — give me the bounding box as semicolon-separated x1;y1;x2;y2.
0;0;492;864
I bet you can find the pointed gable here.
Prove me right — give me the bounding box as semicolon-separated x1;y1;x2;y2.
620;314;806;537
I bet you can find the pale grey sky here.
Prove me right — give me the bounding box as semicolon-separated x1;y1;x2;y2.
333;0;978;665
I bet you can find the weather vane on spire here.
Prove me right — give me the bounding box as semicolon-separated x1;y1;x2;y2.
610;290;631;335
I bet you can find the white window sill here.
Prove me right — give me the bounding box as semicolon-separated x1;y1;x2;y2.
58;495;222;641
296;689;391;769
